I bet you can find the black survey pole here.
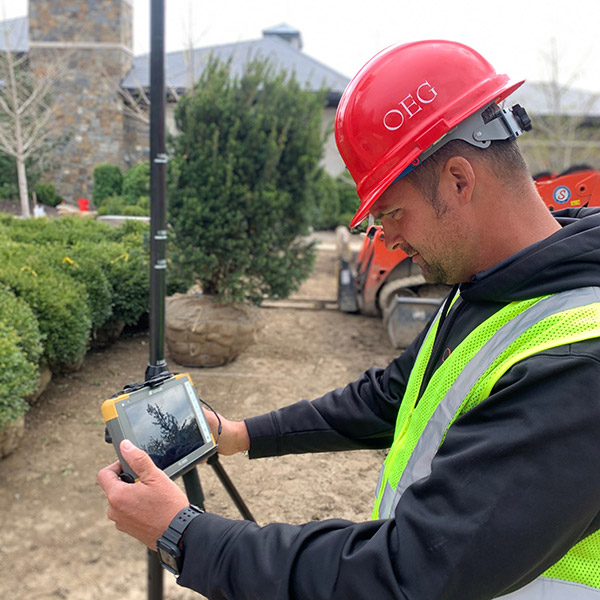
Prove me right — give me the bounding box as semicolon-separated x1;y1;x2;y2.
146;0;168;381
146;1;167;598
144;4;254;596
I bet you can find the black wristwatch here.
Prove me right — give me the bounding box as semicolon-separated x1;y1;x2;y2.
156;504;204;576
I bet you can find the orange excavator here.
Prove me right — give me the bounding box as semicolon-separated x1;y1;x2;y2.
337;166;600;348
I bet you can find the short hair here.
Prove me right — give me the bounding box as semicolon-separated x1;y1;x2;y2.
405;138;530;209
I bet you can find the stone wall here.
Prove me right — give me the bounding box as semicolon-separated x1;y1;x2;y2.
28;0;133;203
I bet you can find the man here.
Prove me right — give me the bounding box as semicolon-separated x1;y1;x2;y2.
98;40;600;599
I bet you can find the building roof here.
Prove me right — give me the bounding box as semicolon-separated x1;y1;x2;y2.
2;15;600;117
509;82;600;118
262;23;303;50
0;16;28;53
122;29;350;103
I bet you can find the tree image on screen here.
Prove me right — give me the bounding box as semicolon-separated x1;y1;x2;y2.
141;402;202;470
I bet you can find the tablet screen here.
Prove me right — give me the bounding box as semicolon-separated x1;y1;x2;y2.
124;384;205;470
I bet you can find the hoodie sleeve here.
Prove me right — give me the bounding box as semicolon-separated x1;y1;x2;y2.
176;341;600;600
244;333;423;458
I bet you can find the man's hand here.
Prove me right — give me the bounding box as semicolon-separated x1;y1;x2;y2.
97;440;189;550
203;409;250;456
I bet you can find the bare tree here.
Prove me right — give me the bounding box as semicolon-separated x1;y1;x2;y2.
519;38;600;174
95;60;151;126
0;19;70;217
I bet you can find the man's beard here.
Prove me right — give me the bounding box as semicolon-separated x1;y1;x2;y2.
414;253;448;284
400;243;449;285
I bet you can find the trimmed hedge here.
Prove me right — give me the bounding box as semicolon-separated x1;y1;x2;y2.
93;164;123;206
0;213;117;245
0;322;38;429
0;284;43;365
41;244;114;333
97;196;149;217
0;216;151;372
71;238;150;327
122;161;150;205
0;242;92;372
0;287;42;430
35;183;64;207
0;215;151;443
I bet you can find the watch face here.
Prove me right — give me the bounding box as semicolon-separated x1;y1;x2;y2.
157;539;181;575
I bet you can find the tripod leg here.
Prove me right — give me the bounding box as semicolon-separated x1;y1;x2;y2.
208;454;256;522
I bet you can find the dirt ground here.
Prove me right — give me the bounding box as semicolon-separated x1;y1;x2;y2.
0;243;399;600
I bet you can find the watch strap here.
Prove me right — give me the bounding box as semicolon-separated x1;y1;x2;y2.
165;504;204;540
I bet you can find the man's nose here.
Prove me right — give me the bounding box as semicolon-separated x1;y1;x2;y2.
381;222;404;252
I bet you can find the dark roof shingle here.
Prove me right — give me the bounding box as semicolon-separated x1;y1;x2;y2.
122;34;350;99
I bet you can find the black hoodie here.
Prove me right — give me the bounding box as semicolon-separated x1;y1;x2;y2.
178;208;600;600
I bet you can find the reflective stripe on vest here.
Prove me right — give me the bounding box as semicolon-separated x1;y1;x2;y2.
501;577;600;599
373;286;600;598
375;286;600;518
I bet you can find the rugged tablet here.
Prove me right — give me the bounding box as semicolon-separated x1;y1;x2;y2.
102;373;217;481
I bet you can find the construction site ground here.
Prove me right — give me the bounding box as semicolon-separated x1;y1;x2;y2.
0;235;399;600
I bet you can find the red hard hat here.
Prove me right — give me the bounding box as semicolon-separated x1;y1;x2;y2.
335;40;525;228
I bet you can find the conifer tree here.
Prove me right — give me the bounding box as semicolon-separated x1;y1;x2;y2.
168;57;325;305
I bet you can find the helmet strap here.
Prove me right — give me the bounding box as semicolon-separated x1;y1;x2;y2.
394;102;532;185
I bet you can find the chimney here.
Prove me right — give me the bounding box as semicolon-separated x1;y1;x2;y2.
262;23;303;51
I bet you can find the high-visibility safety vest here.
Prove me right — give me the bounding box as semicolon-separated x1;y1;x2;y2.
373;286;600;599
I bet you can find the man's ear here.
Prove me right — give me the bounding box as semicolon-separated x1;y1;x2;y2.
439;156;475;205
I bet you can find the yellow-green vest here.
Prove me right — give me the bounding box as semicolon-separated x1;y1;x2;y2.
374;287;600;599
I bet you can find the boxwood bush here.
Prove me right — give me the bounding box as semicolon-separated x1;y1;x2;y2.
0;284;43;365
93;164;123;207
96;196;149;217
0;213;150;245
0;215;150;327
123;161;150;206
40;244;113;334
0;216;151;373
0;242;92;373
0;322;39;430
35;183;64;207
90;240;150;326
0;214;116;245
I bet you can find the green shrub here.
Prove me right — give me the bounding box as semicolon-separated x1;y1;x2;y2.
0;213;150;245
0;242;91;373
306;169;365;231
97;196;127;216
99;241;150;326
0;216;150;344
0;322;39;429
168;57;323;304
0;154;18;200
121;204;149;217
123;161;150;205
67;238;149;327
0;214;115;245
336;171;366;231
42;245;113;333
0;284;43;365
97;196;149;217
308;168;341;231
93;164;123;206
35;183;64;207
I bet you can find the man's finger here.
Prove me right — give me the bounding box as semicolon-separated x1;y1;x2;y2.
97;460;122;491
119;439;161;481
